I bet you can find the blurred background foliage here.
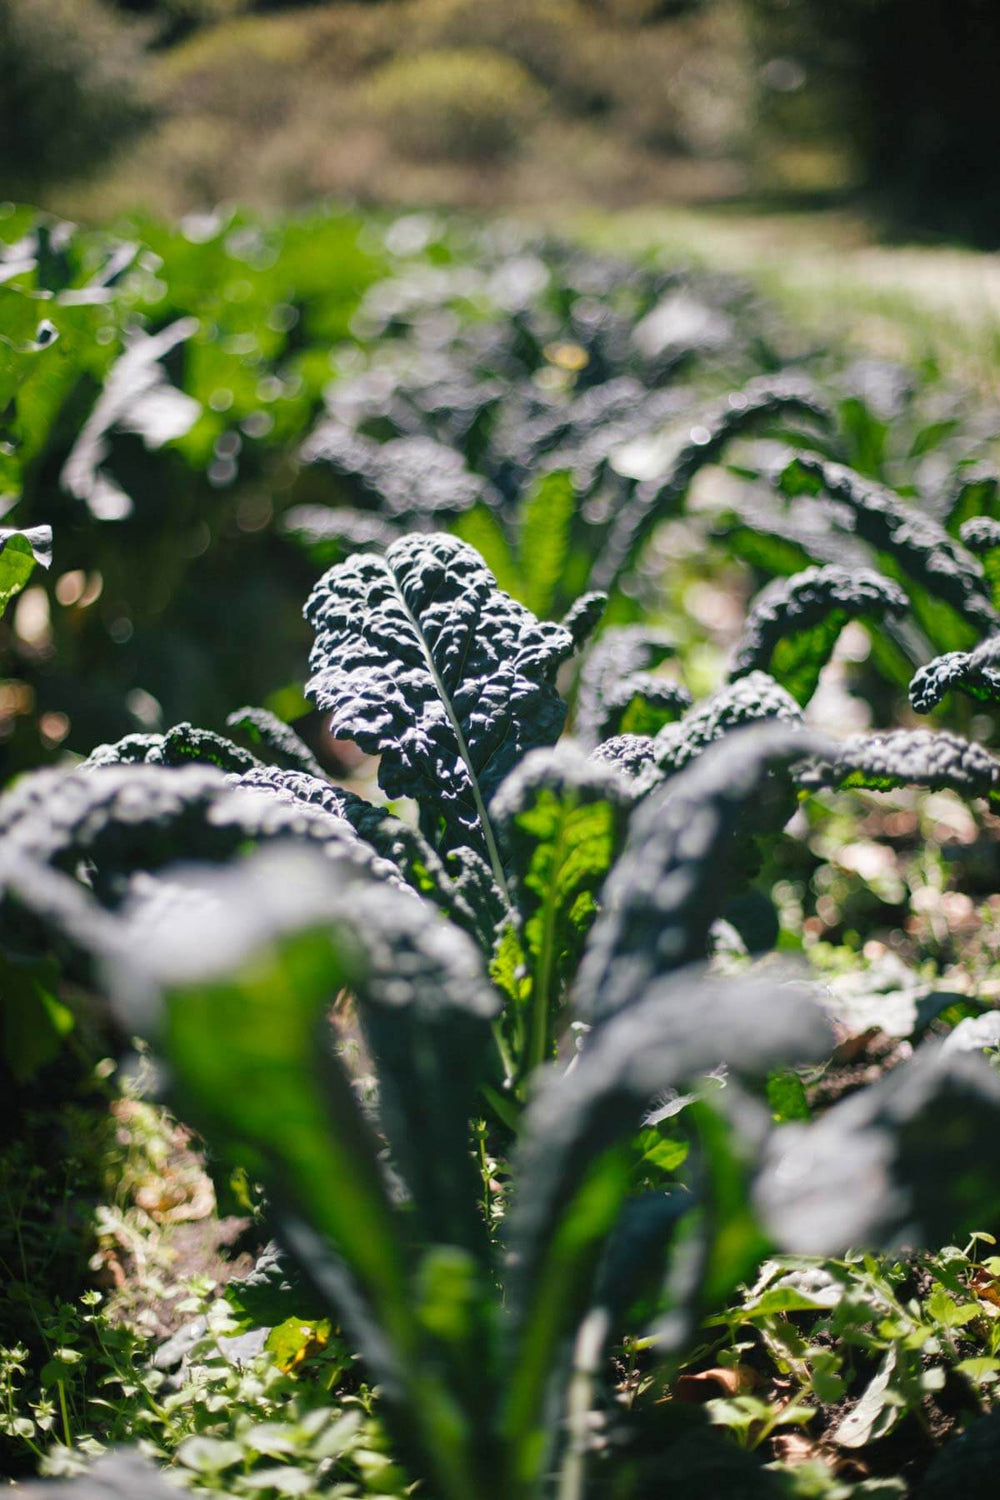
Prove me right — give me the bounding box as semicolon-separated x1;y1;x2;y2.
3;0;999;245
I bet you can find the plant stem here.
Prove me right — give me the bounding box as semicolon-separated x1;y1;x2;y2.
57;1379;71;1449
557;1309;609;1500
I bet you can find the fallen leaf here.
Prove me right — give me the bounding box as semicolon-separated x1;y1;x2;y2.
674;1365;759;1402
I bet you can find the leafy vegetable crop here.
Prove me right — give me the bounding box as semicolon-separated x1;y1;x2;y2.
7;207;1000;1500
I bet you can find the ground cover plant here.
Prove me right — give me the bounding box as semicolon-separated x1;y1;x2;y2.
6;206;1000;1499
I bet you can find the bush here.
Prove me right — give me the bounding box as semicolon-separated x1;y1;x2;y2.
0;0;150;198
365;48;547;164
411;0;610;114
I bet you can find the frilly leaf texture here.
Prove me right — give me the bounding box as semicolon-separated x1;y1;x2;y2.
647;670;803;787
730;565;908;705
234;764;498;945
798;729;1000;800
778;455;998;644
959;516;1000;553
590;733;658;782
0;764;399;905
560;590;607;651
86;722;258;773
305;533;574;862
299;423;498;520
910;635;1000;712
226;707;325;778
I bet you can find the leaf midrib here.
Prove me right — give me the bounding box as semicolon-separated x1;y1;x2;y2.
390;564;512;908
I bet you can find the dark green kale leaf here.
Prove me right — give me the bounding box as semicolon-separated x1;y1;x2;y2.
958;516;1000;552
108;845;501;1442
729;565;908;706
234;765;498;946
797;729;1000;800
0;765;399;905
756;1047;1000;1253
947;465;1000;535
85;733;166;767
959;516;1000;610
85;723;259;773
298;423;498;520
560;590;607;651
576;627;690;745
157;723;260;772
910;635;1000;712
646;671;804;787
777;454;998;648
226;707;325;778
304;533;575;877
590;733;658;782
502;971;833;1457
576;723;831;1023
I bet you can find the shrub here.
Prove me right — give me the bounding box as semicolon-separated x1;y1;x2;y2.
0;0;150;198
411;0;610;115
364;48;547;164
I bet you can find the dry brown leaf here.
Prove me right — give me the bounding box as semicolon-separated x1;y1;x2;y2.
770;1433;821;1466
673;1364;759;1402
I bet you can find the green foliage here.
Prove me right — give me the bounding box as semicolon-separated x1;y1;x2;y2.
10;208;1000;1500
0;528;51;612
729;565;908;707
304;533;577;863
490;742;632;1076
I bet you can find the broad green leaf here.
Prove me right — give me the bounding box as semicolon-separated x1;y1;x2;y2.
577;722;831;1024
0;525;52;612
108;846;495;1500
766;1070;810;1123
517;468;576;619
491;743;632;1076
451;506;519;595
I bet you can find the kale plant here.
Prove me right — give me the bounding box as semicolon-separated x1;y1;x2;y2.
8;514;1000;1498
